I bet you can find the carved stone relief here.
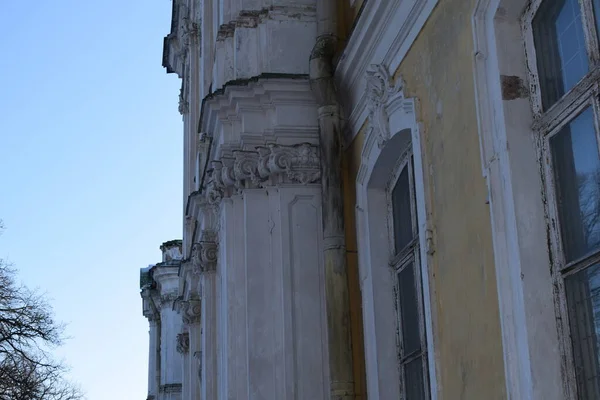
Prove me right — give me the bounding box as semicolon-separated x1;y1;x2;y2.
365;64;405;148
159;291;179;308
176;332;190;354
181;298;202;325
205;143;321;198
191;235;218;274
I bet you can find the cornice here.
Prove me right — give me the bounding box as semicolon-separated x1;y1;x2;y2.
215;5;316;42
334;0;438;146
199;74;319;156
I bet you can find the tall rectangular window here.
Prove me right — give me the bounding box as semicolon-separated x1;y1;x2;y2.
525;0;600;396
388;154;429;400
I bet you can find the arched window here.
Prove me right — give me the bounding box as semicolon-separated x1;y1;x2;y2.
356;64;436;400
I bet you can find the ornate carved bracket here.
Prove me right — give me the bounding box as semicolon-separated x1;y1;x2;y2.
365;64;405;148
178;88;189;115
176;332;190;354
191;236;218;274
206;143;320;195
180;298;202;325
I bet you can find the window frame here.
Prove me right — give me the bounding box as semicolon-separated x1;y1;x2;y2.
386;147;430;399
522;0;600;396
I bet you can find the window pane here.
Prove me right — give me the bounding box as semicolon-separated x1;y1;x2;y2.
398;263;421;356
593;0;600;42
551;108;600;261
392;166;413;253
404;357;426;400
533;0;589;109
565;264;600;399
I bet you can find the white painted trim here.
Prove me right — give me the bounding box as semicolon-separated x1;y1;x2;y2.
355;72;438;399
335;0;438;145
471;0;565;398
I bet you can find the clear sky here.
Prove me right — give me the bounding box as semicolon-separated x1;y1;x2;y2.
0;1;182;399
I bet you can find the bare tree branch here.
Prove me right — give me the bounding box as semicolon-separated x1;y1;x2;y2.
0;221;85;400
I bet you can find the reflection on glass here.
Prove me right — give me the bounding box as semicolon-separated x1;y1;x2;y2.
398;264;421;356
404;357;426;400
594;0;600;42
392;166;413;253
566;264;600;399
533;0;589;109
551;107;600;262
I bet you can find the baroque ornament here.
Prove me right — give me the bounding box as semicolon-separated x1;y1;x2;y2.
210;143;321;192
159;291;179;308
176;332;190;354
181;298;202;325
178;87;189;115
191;237;217;274
365;64;405;148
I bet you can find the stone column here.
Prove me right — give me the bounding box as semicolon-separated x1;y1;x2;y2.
203;143;329;399
182;297;202;400
192;235;218;400
142;287;161;400
154;264;183;400
148;319;160;399
176;331;190;400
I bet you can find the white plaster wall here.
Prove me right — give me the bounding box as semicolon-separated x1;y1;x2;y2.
160;307;184;387
215;185;328;400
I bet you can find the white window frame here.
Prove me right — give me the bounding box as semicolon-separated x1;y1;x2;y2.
472;0;600;397
522;0;600;396
355;64;438;400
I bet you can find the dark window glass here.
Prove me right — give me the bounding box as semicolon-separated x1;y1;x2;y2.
533;0;589;109
565;264;600;398
392;166;413;253
398;263;421;356
404;357;426;400
551;108;600;262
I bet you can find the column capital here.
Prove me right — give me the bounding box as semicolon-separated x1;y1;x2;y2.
159;291;179;309
191;234;218;274
176;332;190;354
180;298;202;325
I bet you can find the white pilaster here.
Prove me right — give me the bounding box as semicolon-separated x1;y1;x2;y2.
154;264;184;400
201;269;218;400
148;319;160;399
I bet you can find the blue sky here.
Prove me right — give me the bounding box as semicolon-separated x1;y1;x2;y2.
0;1;182;398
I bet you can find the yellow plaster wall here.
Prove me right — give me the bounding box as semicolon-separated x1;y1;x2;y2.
342;0;507;398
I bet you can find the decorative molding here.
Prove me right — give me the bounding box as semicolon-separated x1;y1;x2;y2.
191;236;218;274
334;0;438;145
159;384;182;394
179;87;189;115
365;64;405;148
205;143;321;198
354;75;438;398
357;65;415;187
181;298;202;325
159;291;179;308
176;332;190;354
216;6;316;42
259;143;321;184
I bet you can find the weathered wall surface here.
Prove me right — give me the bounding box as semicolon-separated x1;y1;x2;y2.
341;125;366;400
342;0;507;397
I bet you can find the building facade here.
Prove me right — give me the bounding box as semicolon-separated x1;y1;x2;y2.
140;0;600;399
